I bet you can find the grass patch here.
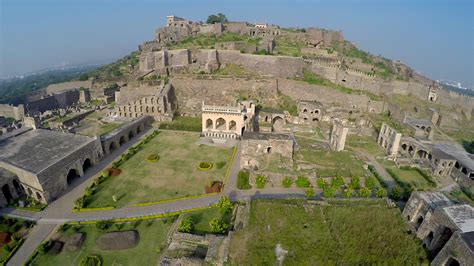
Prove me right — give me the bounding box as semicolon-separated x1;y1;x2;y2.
84;131;233;207
181;207;232;235
346;135;384;156
31;219;172;266
386;166;435;191
229;200;428;264
158;116;201;132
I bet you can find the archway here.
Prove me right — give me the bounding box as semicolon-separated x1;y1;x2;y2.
27;187;32;196
12;179;22;194
35;192;42;201
229;120;237;131
66;169;80;186
109;142;118;153
119;136;126;146
216;118;226;131
206;119;213;130
129;130;135;140
2;184;13;203
445;257;460;266
272;116;284;132
433;227;453;255
267;147;272;154
425;231;434;246
416;149;428;159
83;158;92;173
416;216;424;230
401;144;407;151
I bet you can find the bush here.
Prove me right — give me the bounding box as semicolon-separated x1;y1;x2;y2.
296;175;311;188
375;187;388;198
350;176;361;189
323;186;336;198
343;188;354;198
282;176;292;188
3;244;11;252
365;176;377;189
80;255;102;266
38;241;51;254
95;220;113;231
358;187;371;198
316;178;326;189
390;186;402;201
74;197;85;209
386;168;414;200
305;188;315;198
146;153;160;163
331;176;345;188
368;165;388;188
216;161;226;169
237;171;251;189
209;219;228;234
213;196;233;213
255;175;266;188
178;218;194;233
197;162;213;170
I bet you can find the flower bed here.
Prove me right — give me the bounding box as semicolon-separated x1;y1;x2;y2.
205;181;223;193
146;153;160;163
197;162;213;171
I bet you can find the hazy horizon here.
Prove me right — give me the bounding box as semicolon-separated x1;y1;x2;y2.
1;0;473;88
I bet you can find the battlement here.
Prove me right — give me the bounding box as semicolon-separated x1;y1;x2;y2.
202;105;242;114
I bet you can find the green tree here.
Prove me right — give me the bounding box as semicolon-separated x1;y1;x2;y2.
343;188;354;198
209;219;228;234
316;178;327;189
331;176;345;188
359;187;371;198
350;176;361;189
78;74;89;81
365;176;377;189
214;196;233;213
305;188;315;198
375;187;388;198
296;175;311;188
282;176;293;188
178;218;194;233
390;186;401;201
323;186;336;198
206;13;228;24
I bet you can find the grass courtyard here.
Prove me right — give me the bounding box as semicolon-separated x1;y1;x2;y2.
31;219;172;266
85;131;234;207
229;200;428;265
74;109;123;137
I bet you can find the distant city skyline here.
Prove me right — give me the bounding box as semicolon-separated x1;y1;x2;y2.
1;0;473;88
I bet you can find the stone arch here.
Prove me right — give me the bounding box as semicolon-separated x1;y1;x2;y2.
129;130;135;140
444;257;460;266
146;106;149;113
303;109;308;113
83;158;92;173
2;184;13;203
433;227;453;255
415;216;424;230
12;179;22;194
163;96;168;113
401;144;408;151
119;135;127;146
272;116;284;132
229;120;237;131
27;187;32;196
267;147;272;153
425;231;434;245
312;117;319;122
206;119;213;130
216;118;226;131
109;141;119;153
151;106;155;113
416;149;428;159
66;169;80;186
35;192;42;201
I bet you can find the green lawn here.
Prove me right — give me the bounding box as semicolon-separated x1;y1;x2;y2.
181;207;232;235
229;200;428;265
386;166;434;190
346;135;384;156
74;110;123;137
85;131;234;207
32;219;172;266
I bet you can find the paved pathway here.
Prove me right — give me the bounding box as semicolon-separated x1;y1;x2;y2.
350;149;396;190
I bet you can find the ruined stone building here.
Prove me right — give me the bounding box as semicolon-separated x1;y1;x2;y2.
201;101;255;139
110;83;175;121
330;121;349;151
0;128;103;205
240;132;295;170
298;101;324;124
403;192;474;266
377;122;402;158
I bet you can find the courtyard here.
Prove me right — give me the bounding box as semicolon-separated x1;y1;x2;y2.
229;199;428;265
74;109;124;137
84;130;234;208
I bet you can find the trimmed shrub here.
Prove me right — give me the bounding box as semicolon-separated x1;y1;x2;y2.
80;255;102;266
323;186;336;198
365;176;377;189
178;218;194;233
209;219;228;234
386;168;414;200
358;187;371;198
375;187;388;198
95;220;113;231
331;176;345;188
282;176;292;188
146;153;160;163
305;188;315;198
390;186;402;201
213;196;233;213
255;175;266;188
237;171;251;190
316;178;326;189
343;188;354;198
296;175;311;188
197;162;213;171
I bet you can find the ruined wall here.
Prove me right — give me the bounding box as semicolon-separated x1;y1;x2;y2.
0;104;25;120
46;80;92;94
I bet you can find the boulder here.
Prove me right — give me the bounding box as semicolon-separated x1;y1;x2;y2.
96;230;140;250
65;232;85;251
47;240;64;255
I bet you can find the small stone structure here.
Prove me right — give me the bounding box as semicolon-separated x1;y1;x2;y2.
0;128;103;204
330;121;348;151
201;101;255;139
405;118;434;141
403;192;473;266
377;122;402;158
298;101;323;124
96;230;140;250
240;131;295;170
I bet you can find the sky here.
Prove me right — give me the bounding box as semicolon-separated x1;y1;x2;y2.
1;0;473;88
